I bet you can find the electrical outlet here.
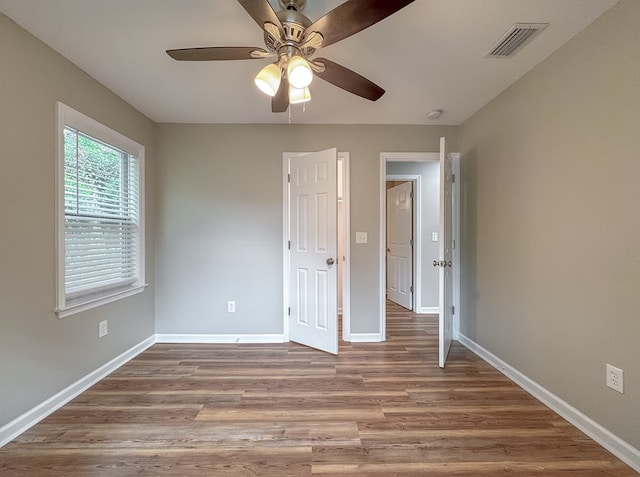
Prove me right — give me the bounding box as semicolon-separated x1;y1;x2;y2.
227;301;236;313
606;364;624;393
355;232;368;244
98;320;108;338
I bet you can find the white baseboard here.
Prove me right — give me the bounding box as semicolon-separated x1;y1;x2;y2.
155;334;286;344
458;333;640;473
349;333;383;343
0;336;155;448
418;306;439;314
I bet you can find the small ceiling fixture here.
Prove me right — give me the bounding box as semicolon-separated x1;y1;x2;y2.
166;0;415;112
427;109;443;120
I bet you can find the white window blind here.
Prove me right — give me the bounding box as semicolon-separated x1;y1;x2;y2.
56;103;145;317
64;127;140;296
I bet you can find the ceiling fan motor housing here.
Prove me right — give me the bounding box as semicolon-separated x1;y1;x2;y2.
264;3;314;55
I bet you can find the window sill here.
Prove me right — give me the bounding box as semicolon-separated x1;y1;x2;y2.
56;284;148;319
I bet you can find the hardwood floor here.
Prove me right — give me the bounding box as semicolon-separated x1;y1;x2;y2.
1;302;636;476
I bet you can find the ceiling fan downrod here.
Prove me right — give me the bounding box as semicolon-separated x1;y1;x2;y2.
279;0;306;12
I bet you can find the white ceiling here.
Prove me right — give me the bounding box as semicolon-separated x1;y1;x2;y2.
0;0;619;125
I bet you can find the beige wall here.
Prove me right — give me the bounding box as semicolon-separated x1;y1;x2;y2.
458;0;639;448
0;15;156;427
154;124;457;335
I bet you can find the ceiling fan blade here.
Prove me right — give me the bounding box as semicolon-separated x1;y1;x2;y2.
313;58;385;101
167;47;267;61
238;0;284;33
272;76;289;113
305;0;415;48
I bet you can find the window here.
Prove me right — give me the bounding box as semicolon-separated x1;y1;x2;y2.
55;102;145;317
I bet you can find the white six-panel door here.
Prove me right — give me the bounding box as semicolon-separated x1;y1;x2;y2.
386;181;413;310
438;137;454;368
289;149;338;355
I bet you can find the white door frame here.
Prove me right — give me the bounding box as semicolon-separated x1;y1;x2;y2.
379;152;460;341
385;174;421;313
283;152;351;343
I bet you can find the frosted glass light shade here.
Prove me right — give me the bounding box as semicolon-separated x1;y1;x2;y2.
287;56;313;89
289;86;311;104
254;63;281;96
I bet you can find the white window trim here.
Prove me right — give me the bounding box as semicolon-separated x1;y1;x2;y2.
55;102;146;318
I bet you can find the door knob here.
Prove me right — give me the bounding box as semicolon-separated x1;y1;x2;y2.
433;260;438;267
326;258;335;266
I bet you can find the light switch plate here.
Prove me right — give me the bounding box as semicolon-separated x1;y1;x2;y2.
355;232;368;244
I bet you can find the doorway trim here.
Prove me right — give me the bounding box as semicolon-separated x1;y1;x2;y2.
379;152;460;342
283;152;351;343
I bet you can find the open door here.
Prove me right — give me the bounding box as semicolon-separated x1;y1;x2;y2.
386;181;413;310
288;148;339;354
438;137;454;368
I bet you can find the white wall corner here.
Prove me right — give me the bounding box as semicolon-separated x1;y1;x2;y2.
155;334;287;344
457;333;640;473
0;335;156;448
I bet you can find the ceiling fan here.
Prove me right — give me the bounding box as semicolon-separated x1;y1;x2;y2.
166;0;415;112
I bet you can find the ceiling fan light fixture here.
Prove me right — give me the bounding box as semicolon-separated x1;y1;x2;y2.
254;63;282;96
289;86;311;104
168;0;414;113
287;55;313;89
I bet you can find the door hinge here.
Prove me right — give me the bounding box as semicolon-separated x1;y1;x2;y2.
288;173;291;183
410;191;414;199
410;239;414;247
452;174;456;183
452;239;456;250
410;285;414;293
288;240;291;250
288;307;291;316
451;305;455;315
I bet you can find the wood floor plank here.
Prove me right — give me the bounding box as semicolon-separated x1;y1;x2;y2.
11;422;361;449
196;407;386;423
0;300;636;476
311;460;630;476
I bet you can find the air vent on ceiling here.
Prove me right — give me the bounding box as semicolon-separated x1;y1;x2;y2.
485;23;548;58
